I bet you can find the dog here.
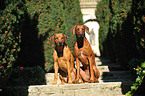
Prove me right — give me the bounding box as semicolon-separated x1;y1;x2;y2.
71;25;100;83
51;33;76;85
84;21;101;56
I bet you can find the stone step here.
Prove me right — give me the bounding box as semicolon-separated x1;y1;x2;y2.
97;66;110;72
101;71;131;76
102;79;134;82
3;82;127;96
45;71;133;85
97;65;124;72
100;71;133;80
95;57;111;63
28;82;124;96
98;64;124;71
95;57;111;66
45;73;61;85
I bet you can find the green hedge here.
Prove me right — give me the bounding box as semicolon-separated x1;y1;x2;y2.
0;0;83;86
17;0;83;72
96;1;145;95
0;0;25;88
7;66;45;86
96;0;145;67
95;0;111;58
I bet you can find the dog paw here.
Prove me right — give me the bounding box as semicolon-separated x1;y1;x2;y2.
79;81;84;84
74;80;79;83
94;78;99;83
52;82;57;85
88;79;95;83
59;82;65;85
68;82;73;84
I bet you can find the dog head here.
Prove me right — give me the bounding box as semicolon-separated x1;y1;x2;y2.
51;33;67;46
71;25;89;38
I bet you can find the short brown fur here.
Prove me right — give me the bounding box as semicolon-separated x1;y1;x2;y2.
71;25;100;83
51;33;76;85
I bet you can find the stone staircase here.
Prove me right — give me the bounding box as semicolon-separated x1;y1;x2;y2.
2;57;134;96
28;57;133;96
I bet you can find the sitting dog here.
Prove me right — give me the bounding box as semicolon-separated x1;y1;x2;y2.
51;33;76;85
71;25;100;83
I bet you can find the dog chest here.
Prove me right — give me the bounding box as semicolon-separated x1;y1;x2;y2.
58;57;68;71
76;51;89;65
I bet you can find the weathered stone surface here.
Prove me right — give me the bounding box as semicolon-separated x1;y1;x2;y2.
45;73;61;85
28;82;123;96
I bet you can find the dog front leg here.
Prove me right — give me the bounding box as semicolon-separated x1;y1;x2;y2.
88;57;95;83
59;74;65;85
67;61;73;84
52;62;58;85
74;58;81;83
93;65;100;82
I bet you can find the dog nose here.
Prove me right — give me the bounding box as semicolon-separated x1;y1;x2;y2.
79;33;84;37
58;41;63;46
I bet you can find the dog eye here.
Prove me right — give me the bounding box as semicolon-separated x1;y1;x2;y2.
82;29;85;31
61;37;64;39
55;37;58;40
76;28;79;31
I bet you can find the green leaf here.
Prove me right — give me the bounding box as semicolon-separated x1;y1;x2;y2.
141;62;145;68
125;91;131;96
139;76;143;83
136;76;140;82
131;86;137;90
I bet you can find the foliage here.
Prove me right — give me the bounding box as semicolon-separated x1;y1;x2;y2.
0;0;83;76
95;0;111;57
44;0;83;71
126;61;145;96
0;0;25;88
19;0;83;72
0;0;83;88
96;0;145;66
96;0;145;95
62;0;83;52
7;66;46;86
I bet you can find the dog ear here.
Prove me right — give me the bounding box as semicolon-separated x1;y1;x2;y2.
84;25;89;33
71;26;76;34
51;35;54;42
64;35;68;40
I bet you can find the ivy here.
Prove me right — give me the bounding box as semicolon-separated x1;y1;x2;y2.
126;62;145;95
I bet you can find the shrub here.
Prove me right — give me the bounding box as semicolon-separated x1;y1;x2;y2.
7;66;46;86
126;61;145;96
96;0;145;67
43;0;83;72
0;0;25;88
16;0;83;72
95;0;111;58
96;0;145;95
0;0;83;88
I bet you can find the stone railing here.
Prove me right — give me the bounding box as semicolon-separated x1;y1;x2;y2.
79;0;100;8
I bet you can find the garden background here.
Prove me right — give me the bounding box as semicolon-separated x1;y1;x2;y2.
0;0;145;95
96;0;145;95
0;0;83;87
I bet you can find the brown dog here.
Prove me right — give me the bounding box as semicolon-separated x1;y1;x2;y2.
51;33;76;85
71;25;100;83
